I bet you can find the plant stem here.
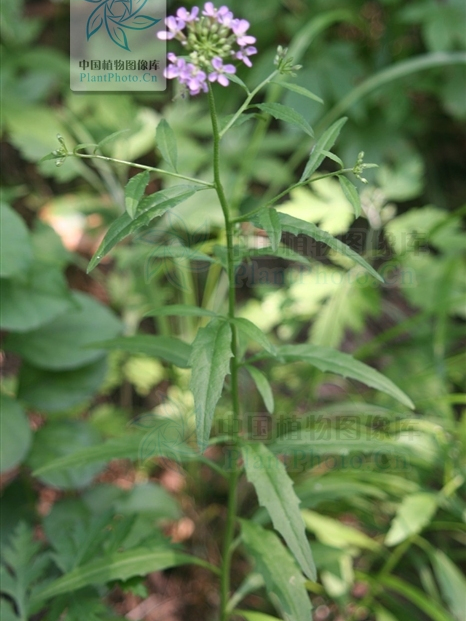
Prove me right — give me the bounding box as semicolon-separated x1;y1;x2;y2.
208;85;241;621
232;168;356;224
69;150;214;188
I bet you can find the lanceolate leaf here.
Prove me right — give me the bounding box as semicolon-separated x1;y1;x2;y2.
278;212;383;282
89;335;192;368
240;520;313;621
125;170;150;219
242;443;316;580
189;319;232;452
156;119;178;171
300;117;347;181
431;549;466;621
87;185;206;272
32;548;208;600
276;343;415;409
33;424;197;477
255;208;282;252
245;365;274;414
147;246;216;262
273;80;324;104
385;493;438;546
255;103;314;137
230;318;276;354
339;175;362;218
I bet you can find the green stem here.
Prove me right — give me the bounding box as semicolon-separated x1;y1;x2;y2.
232;168;356;224
219;70;279;138
69;151;214;187
208;85;242;621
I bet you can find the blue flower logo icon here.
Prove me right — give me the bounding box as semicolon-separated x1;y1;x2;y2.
85;0;160;51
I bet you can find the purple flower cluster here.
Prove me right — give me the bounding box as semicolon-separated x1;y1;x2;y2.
157;3;257;96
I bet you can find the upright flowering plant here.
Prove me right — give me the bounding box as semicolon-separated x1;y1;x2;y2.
43;4;414;619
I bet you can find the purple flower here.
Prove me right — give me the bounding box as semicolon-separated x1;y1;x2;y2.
177;6;199;22
186;67;208;95
208;56;236;86
231;18;256;46
157;15;185;40
235;45;257;67
202;2;231;20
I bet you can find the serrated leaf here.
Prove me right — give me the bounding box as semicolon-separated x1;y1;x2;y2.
300;117;347;181
339;175;362;218
431;549;466;621
32;548;204;600
89;335;192;368
156;119;178;172
276;343;414;409
230;318;276;354
245;366;274;414
255;103;314;137
145;305;219;318
278;212;383;282
87;185;206;272
385;493;438;546
189;319;232;452
242;443;315;580
273;80;324;104
255;208;282;252
240;520;313;621
125;171;149;219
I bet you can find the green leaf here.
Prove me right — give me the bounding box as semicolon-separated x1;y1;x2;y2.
0;394;32;473
87;185;206;272
17;359;108;413
33;421;197;478
255;208;282;252
300;117;347;181
255;103;314;137
379;575;456;621
339;175;362;218
236;612;282;621
156;119;178;172
0;264;74;332
240;520;313;621
27;420;104;490
125;171;149;219
278;212;383;282
431;549;466;621
273;80;324;104
147;245;216;262
276;344;414;408
32;548;206;600
90;335;192;368
245;366;274;414
242;443;315;580
189;319;232;452
302;510;381;551
145;305;219;318
230;318;276;354
227;72;250;93
385;493;438;546
94;129;131;152
248;245;312;266
0;203;33;278
5;292;122;370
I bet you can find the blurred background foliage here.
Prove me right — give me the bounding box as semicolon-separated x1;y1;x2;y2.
1;0;465;620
